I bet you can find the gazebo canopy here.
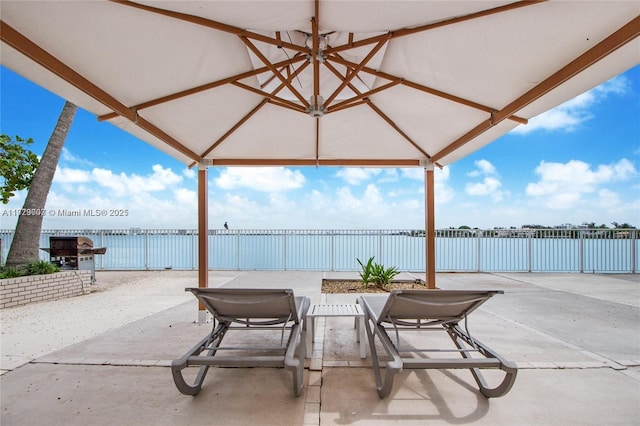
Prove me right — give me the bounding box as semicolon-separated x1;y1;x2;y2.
2;1;638;169
2;0;638;296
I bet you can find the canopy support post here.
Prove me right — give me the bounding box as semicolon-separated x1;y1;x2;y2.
424;163;436;289
197;161;209;322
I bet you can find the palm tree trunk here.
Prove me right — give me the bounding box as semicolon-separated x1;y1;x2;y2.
6;101;78;267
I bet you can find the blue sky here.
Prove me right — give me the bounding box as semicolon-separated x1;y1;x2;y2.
1;65;638;230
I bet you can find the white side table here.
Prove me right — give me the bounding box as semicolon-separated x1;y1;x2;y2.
305;303;366;359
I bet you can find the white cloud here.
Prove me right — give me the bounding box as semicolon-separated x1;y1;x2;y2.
294;182;425;228
464;160;506;201
209;192;304;229
434;166;454;204
174;188;197;205
267;192;298;211
182;168;196;179
4;153;636;231
335;186;365;210
53;164;183;197
215;167;305;192
0;163;197;229
522;108;585;133
467;159;497;177
54;167;91;184
512;75;630;134
466;177;502;196
592;75;629;97
363;184;383;204
596;189;621;208
526;159;637;209
27;188;198;229
377;169;400;183
308;189;331;211
60;148;95;167
399;168;423;180
89;164;182;197
395;166;454;204
335;168;382;185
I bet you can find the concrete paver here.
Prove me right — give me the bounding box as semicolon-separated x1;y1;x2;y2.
320;367;640;425
0;270;241;371
1;271;639;425
1;363;307;426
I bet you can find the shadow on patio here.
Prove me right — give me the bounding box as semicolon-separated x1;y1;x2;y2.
1;271;639;425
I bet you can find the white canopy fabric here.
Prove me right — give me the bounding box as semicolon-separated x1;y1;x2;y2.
2;1;638;168
2;1;639;293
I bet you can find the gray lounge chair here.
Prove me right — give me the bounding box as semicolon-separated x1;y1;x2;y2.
358;289;517;398
172;288;310;397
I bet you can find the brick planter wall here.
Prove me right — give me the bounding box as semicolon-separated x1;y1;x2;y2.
0;271;92;309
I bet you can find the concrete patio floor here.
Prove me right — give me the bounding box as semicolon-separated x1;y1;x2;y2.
1;271;639;425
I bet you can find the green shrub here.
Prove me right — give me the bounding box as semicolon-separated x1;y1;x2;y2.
26;260;59;275
356;256;375;288
372;263;399;290
0;267;22;279
357;256;400;290
0;261;59;279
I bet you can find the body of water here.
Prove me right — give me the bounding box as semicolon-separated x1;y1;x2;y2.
0;229;637;273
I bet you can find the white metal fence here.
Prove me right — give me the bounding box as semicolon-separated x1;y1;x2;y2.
0;228;637;273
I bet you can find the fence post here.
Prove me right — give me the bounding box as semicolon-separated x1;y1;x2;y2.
236;231;241;270
527;233;532;272
579;230;584;273
283;231;287;271
99;230;104;270
192;231;196;271
631;229;637;274
476;230;482;272
330;230;335;271
144;230;149;270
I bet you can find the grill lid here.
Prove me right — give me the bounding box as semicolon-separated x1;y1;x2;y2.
41;236;106;256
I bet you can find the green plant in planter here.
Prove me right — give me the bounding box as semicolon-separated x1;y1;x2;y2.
371;263;400;290
357;256;375;288
0;267;22;279
0;261;59;279
357;256;400;290
25;260;59;275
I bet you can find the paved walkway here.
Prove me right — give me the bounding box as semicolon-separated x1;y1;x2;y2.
1;271;639;425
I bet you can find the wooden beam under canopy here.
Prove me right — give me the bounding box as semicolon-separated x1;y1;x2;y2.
365;100;431;159
240;37;310;107
328;55;527;125
0;20;201;162
325;1;547;55
111;0;306;53
203;59;311;157
432;14;640;163
97;55;306;121
201;99;270;158
324;37;390;107
206;159;423;167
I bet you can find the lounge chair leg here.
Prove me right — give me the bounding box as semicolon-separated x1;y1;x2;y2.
447;325;518;398
285;324;305;396
362;313;402;398
472;364;518;398
171;362;209;396
362;313;383;396
171;324;229;396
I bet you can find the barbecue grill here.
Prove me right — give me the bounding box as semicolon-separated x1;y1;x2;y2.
41;236;106;283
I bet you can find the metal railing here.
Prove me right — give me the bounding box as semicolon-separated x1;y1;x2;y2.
0;228;637;273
